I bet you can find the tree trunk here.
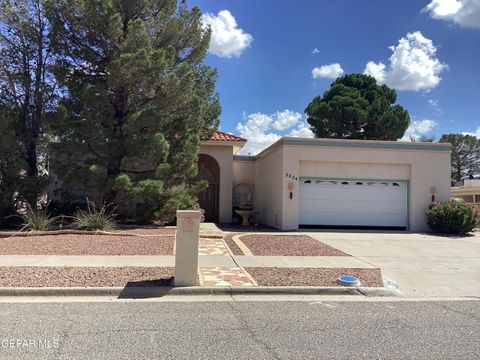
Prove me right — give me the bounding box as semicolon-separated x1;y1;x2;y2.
25;137;39;207
103;156;123;206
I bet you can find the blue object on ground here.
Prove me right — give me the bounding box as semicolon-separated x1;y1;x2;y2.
337;276;361;287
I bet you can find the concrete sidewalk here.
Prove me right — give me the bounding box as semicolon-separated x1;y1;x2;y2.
233;255;373;268
0;254;374;268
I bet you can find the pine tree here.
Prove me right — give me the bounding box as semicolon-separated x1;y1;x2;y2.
0;0;55;207
0;106;24;227
305;74;410;140
440;134;480;184
48;0;220;222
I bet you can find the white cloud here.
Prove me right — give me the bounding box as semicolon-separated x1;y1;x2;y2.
288;121;314;138
364;61;387;84
202;10;253;58
400;119;438;141
428;99;439;107
463;127;480;138
363;31;447;91
311;48;320;55
312;63;344;79
425;0;463;16
236;113;280;155
271;110;302;131
424;0;480;28
236;110;311;155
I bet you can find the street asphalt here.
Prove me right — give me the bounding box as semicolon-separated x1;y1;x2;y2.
0;298;479;359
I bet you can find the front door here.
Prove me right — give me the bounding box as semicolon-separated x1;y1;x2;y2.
199;183;217;221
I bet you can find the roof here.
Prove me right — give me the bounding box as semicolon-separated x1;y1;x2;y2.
452;179;480;194
253;136;451;159
204;131;247;142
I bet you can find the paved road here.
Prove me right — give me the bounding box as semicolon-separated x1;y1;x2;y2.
0;298;479;359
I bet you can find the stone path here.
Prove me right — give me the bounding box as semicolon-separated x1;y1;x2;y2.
199;267;257;287
197;231;256;286
198;236;231;256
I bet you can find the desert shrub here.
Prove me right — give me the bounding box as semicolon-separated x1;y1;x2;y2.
192;203;205;223
426;200;478;234
471;204;480;221
21;205;56;231
73;200;116;231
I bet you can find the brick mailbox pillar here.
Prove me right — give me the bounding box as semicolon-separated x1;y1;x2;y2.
174;210;201;286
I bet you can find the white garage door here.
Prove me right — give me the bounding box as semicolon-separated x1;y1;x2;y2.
299;178;407;229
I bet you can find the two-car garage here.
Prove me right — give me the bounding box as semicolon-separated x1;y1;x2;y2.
299;178;408;230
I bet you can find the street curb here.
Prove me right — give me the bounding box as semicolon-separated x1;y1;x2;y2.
0;286;399;298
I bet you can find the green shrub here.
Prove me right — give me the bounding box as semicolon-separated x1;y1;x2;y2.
73;200;116;231
21;205;56;231
426;200;478;234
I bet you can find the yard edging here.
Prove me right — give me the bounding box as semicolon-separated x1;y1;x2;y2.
0;229;174;238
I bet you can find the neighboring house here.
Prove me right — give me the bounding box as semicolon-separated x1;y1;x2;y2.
452;179;480;203
200;131;451;232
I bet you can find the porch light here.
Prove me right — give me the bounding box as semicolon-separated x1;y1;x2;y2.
430;186;437;202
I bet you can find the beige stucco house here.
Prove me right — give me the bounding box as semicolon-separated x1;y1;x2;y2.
452;179;480;203
199;131;451;232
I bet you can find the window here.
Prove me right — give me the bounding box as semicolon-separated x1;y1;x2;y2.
233;184;254;208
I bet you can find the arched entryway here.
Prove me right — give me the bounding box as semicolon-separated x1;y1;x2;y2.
197;154;220;222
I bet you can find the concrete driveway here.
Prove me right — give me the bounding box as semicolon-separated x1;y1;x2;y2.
303;230;480;298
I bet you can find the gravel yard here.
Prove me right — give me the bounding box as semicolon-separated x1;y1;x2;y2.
244;267;383;287
0;234;174;255
238;234;349;256
0;267;175;287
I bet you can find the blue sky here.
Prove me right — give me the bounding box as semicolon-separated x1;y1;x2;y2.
192;0;480;154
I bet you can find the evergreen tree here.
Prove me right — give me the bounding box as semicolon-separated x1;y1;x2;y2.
0;0;55;207
0;106;24;227
48;0;220;222
305;74;410;140
439;134;480;184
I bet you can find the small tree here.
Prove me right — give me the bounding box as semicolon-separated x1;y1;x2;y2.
439;134;480;184
305;74;410;140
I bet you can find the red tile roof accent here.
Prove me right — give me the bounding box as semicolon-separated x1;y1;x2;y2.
205;131;247;142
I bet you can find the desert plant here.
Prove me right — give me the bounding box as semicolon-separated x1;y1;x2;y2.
426;200;478;234
192;203;206;223
21;205;56;231
73;200;116;231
